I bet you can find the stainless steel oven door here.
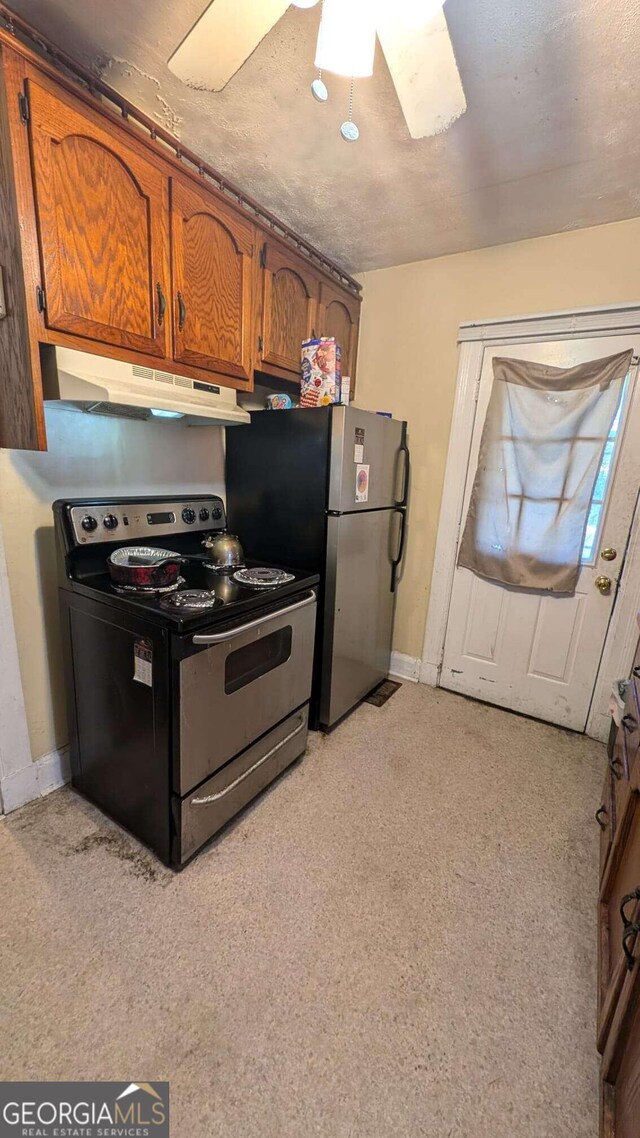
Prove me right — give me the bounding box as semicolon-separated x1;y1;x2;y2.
176;590;316;793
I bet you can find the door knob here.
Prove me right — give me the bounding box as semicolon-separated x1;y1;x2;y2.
595;575;612;594
601;548;617;562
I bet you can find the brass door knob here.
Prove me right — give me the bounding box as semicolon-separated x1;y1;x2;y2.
601;548;617;562
595;575;612;594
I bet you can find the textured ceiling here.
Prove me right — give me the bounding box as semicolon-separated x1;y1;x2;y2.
6;0;640;272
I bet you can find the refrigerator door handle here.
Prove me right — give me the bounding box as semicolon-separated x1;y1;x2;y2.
395;425;411;508
390;507;407;594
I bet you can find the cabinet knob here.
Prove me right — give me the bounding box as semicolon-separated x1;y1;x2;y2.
595;575;612;594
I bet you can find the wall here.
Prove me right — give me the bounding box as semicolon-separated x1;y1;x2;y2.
356;215;640;662
0;407;225;763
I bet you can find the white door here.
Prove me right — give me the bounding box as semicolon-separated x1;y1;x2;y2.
440;336;640;731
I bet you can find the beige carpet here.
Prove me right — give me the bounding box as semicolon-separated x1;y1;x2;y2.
1;683;604;1137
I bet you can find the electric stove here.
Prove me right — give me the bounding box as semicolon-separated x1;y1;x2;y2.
53;494;319;867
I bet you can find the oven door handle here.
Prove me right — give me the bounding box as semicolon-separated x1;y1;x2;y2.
190;716;307;804
192;589;316;644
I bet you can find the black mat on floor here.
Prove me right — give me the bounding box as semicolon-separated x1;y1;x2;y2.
365;679;402;707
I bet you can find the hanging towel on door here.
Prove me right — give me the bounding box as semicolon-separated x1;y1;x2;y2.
457;350;632;594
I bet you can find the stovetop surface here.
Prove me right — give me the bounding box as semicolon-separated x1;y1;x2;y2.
62;560;319;632
54;494;318;633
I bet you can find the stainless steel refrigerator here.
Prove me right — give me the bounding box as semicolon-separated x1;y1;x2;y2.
225;405;409;730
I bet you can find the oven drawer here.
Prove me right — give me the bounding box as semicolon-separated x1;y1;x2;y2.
175;705;309;865
175;590;316;793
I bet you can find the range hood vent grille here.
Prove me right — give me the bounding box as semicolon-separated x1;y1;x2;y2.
85;401;150;421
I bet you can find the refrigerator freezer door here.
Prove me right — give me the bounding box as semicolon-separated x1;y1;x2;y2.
320;510;401;727
328;406;406;512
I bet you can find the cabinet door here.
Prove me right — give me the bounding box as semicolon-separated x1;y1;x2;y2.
171;176;254;384
601;965;640;1137
318;281;361;388
260;241;319;378
598;791;640;1052
27;72;170;357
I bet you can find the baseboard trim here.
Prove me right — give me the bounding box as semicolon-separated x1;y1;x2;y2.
1;746;70;814
419;660;439;687
389;652;421;683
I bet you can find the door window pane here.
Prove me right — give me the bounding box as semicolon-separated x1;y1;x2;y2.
581;379;628;564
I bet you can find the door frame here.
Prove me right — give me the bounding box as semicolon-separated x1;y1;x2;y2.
421;301;640;741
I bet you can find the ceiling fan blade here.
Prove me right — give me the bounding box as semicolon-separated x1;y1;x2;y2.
168;0;290;91
376;4;466;140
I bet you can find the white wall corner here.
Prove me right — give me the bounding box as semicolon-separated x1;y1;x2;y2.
389;652;421;683
0;746;70;814
0;515;33;813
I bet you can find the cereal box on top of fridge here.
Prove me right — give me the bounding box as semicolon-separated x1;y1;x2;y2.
300;337;342;407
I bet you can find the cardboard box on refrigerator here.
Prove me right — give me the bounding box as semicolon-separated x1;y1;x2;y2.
300;337;342;407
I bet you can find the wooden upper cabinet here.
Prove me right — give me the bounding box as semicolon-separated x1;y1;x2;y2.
171;176;255;385
259;240;320;379
26;70;170;357
318;281;361;387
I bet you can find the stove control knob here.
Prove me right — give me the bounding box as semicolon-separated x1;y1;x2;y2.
81;515;98;533
182;507;196;524
102;514;118;530
212;506;223;521
199;507;210;522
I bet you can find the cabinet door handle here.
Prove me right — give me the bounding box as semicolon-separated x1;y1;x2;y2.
622;924;639;971
632;665;640;679
156;283;166;327
177;290;186;331
610;755;624;780
620;888;640;928
595;804;608;830
622;713;637;733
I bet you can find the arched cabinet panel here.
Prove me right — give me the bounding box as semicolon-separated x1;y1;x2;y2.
318;281;361;393
27;73;170;356
259;240;320;379
172;177;255;383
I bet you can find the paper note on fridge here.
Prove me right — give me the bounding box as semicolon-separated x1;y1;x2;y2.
355;464;370;503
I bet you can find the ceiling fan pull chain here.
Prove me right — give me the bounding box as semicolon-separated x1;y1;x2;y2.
312;68;328;102
340;77;360;142
311;0;328;102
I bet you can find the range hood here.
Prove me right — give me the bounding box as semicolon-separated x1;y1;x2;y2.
41;346;251;427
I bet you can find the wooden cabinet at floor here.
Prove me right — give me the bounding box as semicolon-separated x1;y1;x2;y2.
597;626;640;1136
258;240;320;381
26;67;170;358
171;176;255;384
598;790;640;1052
601;936;640;1136
318;280;361;390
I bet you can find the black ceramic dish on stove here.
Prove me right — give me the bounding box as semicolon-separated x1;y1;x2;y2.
108;546;183;589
